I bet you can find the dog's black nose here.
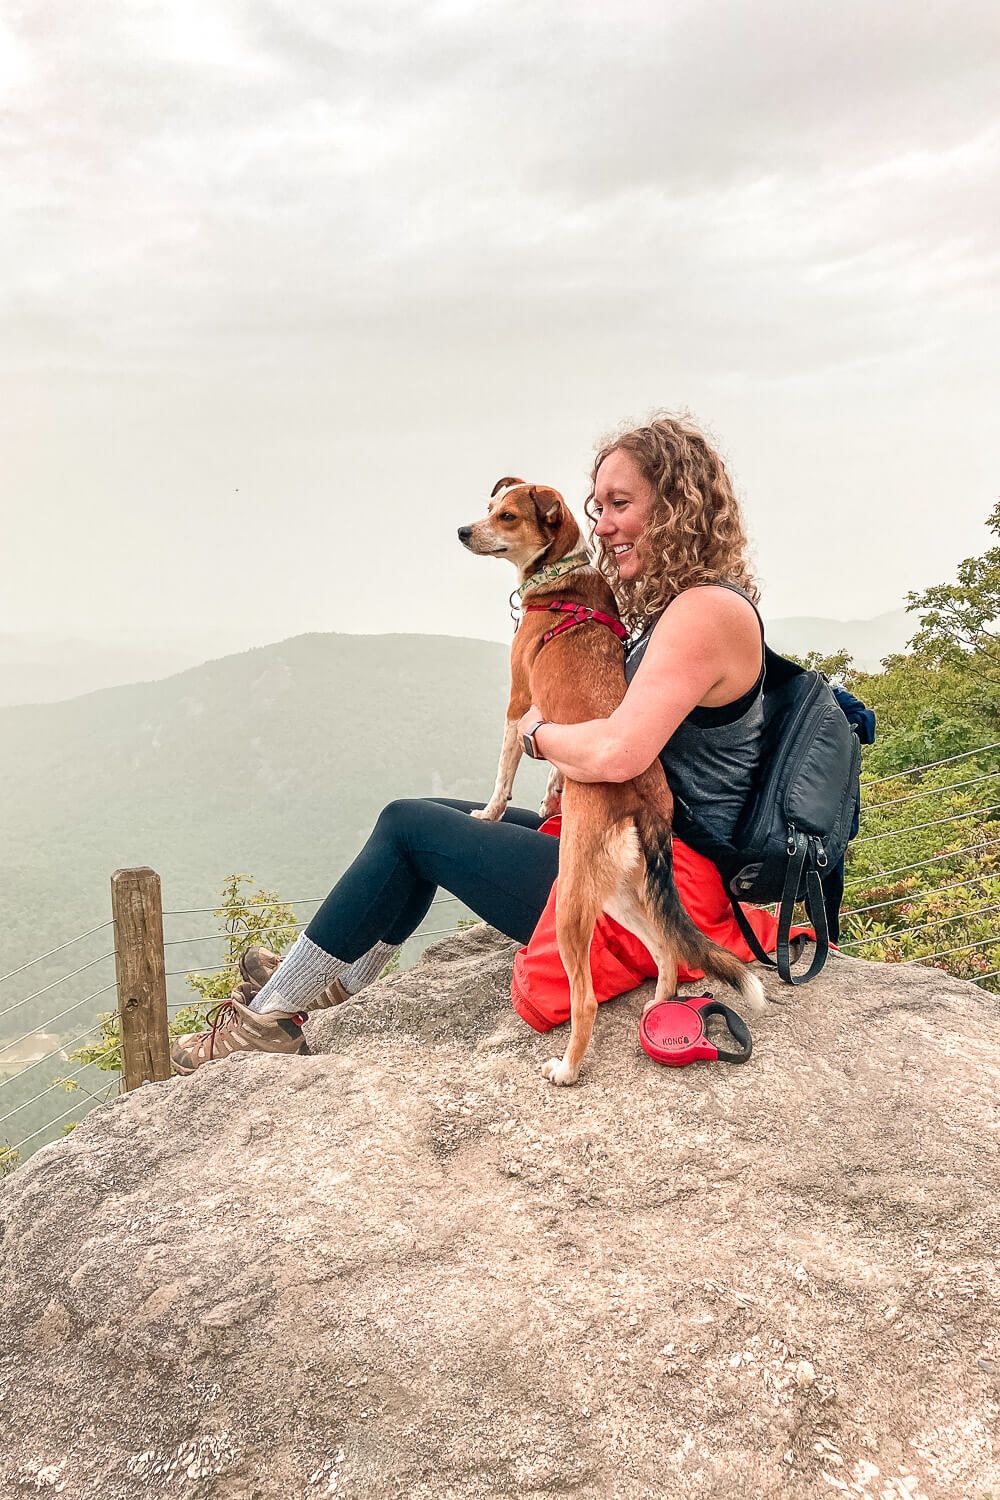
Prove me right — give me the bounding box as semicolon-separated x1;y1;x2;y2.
457;526;472;543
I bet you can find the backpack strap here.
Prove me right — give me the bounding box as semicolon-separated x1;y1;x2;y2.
729;832;831;984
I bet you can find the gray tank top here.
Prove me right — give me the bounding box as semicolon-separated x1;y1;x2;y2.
623;582;765;844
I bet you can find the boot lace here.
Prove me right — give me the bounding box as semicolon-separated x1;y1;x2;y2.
192;993;306;1060
204;998;240;1059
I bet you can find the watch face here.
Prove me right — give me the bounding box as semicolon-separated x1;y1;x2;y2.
522;732;535;759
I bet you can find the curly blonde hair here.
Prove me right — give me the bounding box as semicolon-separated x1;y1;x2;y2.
586;414;758;636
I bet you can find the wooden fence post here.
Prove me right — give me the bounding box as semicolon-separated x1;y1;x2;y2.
111;867;171;1091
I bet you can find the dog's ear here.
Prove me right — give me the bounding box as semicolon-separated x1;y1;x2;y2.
490;476;526;498
529;486;563;529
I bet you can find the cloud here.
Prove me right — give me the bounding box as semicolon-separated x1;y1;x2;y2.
3;0;997;392
0;0;997;636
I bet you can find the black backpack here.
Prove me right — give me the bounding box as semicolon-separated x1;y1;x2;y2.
670;647;862;984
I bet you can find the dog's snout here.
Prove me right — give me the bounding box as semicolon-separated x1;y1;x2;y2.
457;525;473;543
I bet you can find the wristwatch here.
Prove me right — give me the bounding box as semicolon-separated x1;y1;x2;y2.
522;719;549;759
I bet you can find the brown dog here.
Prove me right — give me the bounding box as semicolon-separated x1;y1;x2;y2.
458;477;764;1086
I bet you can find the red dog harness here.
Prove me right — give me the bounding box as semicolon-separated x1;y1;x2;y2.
525;600;628;646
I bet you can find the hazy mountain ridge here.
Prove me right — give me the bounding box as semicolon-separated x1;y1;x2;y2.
0;610;916;707
763;608;914;669
0;633;551;1033
0;629;266;707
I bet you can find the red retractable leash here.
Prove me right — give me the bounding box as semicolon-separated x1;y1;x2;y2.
639;995;753;1067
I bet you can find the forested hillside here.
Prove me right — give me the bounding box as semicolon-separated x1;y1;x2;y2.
0;631;550;1037
808;506;1000;986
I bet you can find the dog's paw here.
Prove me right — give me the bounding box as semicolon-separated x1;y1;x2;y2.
471;803;504;822
541;1056;579;1087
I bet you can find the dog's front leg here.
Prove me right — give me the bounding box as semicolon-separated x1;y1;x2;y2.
471;719;524;821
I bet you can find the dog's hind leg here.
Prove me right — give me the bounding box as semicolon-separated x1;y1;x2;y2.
542;815;634;1087
541;881;604;1087
603;868;678;1014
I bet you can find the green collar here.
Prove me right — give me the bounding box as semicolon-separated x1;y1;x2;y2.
516;548;593;601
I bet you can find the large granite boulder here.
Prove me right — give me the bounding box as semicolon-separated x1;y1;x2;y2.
1;925;997;1499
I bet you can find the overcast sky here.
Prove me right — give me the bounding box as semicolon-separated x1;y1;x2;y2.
2;0;998;651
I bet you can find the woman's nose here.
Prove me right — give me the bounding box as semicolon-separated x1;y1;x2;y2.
594;513;613;536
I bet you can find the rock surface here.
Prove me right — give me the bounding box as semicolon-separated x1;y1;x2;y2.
1;925;998;1500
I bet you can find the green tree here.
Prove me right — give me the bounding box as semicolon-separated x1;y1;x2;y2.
905;499;1000;688
837;507;1000;987
786;647;856;684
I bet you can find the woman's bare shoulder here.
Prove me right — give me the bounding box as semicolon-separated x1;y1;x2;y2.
643;586;761;700
650;584;759;637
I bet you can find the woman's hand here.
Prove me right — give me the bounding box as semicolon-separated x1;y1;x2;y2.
515;707;617;783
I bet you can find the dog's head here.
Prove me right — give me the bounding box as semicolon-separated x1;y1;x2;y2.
457;477;583;575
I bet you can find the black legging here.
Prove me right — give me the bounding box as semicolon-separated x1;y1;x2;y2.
305;799;560;961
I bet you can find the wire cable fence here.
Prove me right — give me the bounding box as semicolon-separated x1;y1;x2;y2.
9;1091;115;1155
844;740;1000;990
0;1057;106;1131
859;768;1000;815
862;741;1000;787
0;885;474;1172
842;838;1000;889
843;869;997;918
0;1022;112;1170
0;920;114;987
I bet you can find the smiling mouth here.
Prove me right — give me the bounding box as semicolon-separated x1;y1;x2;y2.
612;544;633;556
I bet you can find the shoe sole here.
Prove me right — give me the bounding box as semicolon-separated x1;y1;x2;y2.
170;1038;311;1078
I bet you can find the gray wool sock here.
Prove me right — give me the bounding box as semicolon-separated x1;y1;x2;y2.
250;933;349;1015
340;940;399;995
250;933;401;1015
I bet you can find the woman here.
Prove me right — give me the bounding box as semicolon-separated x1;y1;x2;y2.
171;415;769;1074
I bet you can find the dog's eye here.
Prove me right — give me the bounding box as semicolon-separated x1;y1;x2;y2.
497;512;516;522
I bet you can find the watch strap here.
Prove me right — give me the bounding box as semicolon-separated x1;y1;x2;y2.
522;719;548;759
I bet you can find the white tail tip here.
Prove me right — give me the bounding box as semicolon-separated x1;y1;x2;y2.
742;970;766;1012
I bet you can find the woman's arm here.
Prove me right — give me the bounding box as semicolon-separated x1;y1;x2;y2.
518;588;761;783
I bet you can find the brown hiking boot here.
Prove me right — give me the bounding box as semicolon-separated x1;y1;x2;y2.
239;944;282;995
236;945;351;1010
313;975;351;1009
170;990;310;1076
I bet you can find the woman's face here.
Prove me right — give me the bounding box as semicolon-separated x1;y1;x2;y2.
592;448;655;583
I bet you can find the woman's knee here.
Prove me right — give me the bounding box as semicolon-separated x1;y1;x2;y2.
372;797;438;847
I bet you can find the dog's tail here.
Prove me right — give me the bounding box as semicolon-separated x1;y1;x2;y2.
634;808;765;1012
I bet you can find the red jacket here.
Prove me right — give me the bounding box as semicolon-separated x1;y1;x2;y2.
511;816;814;1032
